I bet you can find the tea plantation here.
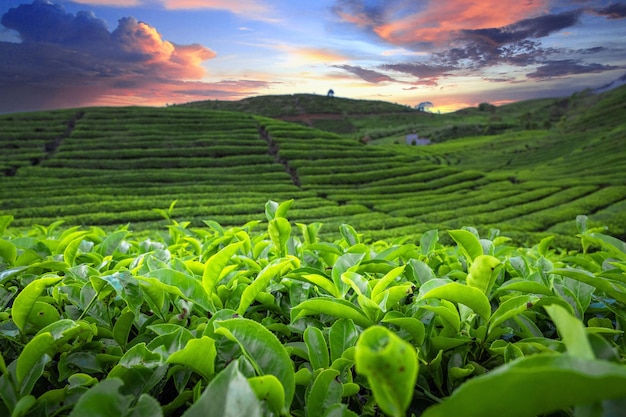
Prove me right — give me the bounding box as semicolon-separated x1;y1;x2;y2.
1;86;626;416
1;86;625;247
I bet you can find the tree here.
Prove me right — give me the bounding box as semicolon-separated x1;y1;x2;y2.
478;102;496;112
416;101;433;112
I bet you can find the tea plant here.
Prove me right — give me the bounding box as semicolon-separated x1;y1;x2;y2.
1;203;625;417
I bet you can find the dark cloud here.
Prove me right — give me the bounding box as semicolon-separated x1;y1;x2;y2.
0;0;226;113
527;60;621;79
1;0;109;45
461;10;582;46
376;10;585;85
381;62;453;80
592;2;626;19
333;64;399;83
331;0;416;29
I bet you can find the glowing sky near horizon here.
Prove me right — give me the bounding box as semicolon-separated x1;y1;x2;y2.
1;0;625;113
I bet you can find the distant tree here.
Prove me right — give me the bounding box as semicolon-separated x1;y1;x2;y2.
416;101;433;112
478;102;496;112
327;89;335;98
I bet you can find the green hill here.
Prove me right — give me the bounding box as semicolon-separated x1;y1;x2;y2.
1;85;625;247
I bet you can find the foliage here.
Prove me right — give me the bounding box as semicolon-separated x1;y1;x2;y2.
1;203;626;416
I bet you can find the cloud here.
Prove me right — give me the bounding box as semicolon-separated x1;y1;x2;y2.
527;59;621;79
332;0;549;47
328;2;623;92
381;62;454;81
333;64;399;83
460;10;582;47
0;0;252;112
288;47;349;63
592;2;626;19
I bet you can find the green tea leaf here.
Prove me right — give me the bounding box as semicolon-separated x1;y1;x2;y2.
419;299;461;333
290;268;340;298
448;229;483;262
371;266;405;299
16;332;54;386
553;268;626;304
329;318;359;363
12;394;36;417
12;276;62;333
25;301;60;333
202;241;244;296
269;217;292;256
495;279;553;296
183;360;261;417
237;256;298;316
355;326;418;417
148;268;213;312
421;354;626;417
488;295;539;335
420;229;439;256
248;375;286;416
0;238;16;266
166;336;216;380
304;326;329;370
98;230;129;256
0;215;13;236
63;237;84;266
340;223;360;246
381;311;426;346
68;378;163;417
332;253;365;298
127;394;163;417
544;304;594;359
113;311;135;349
420;281;491;320
466;255;500;295
291;298;374;328
214;318;295;409
306;368;342;417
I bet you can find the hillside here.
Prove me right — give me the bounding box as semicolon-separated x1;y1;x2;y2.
1;86;625;247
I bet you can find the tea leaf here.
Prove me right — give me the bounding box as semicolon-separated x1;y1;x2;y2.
355;326;418;417
329;318;359;363
306;368;342;416
544;304;594;360
421;354;626;417
248;375;286;416
291;298;374;328
214;318;295;409
304;326;329;370
12;276;63;333
166;336;216;380
420;281;491;320
448;229;483;262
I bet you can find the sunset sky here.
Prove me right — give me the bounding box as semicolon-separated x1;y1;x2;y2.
1;0;625;113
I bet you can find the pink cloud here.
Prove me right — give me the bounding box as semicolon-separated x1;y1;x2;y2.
338;0;549;47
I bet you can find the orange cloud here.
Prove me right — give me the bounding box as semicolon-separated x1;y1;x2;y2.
351;0;549;46
113;18;176;64
289;47;350;63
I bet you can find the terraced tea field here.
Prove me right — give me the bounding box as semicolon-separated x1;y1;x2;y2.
1;86;625;248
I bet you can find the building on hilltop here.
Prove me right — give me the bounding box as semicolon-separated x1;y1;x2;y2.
406;133;431;145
